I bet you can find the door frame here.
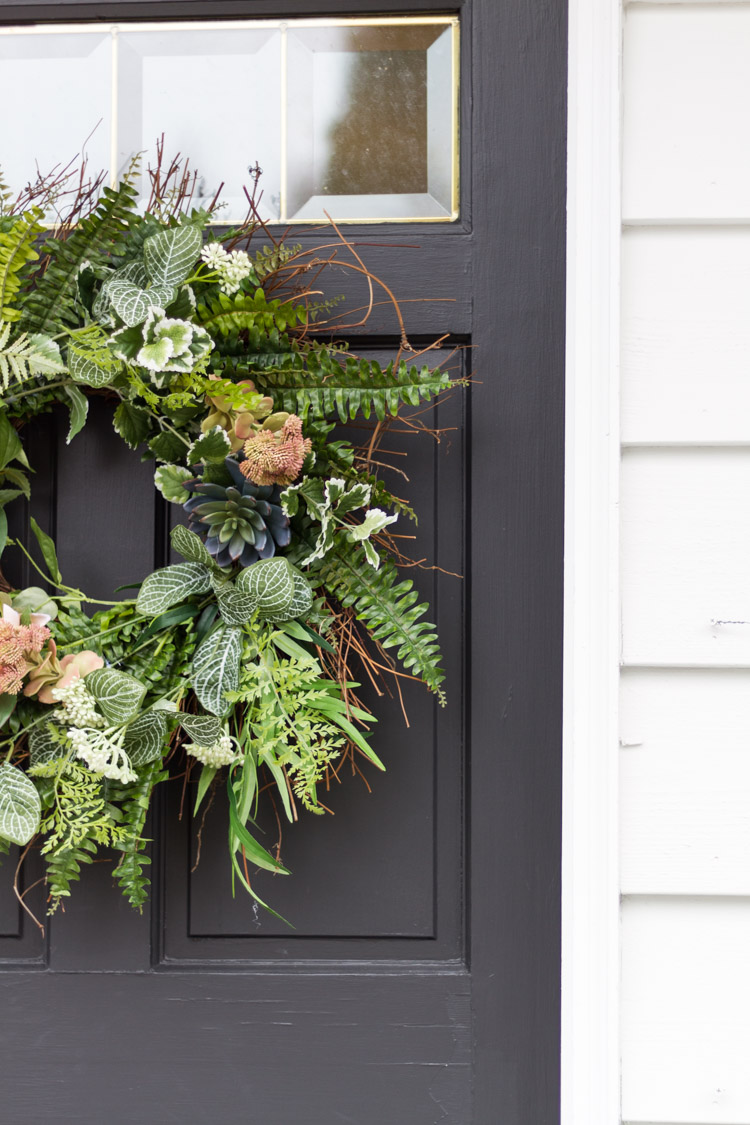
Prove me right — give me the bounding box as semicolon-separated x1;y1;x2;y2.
562;0;622;1122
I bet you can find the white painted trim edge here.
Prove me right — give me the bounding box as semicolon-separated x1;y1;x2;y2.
561;0;622;1122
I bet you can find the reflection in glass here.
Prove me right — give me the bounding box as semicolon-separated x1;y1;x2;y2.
0;32;111;206
118;28;282;222
286;24;456;221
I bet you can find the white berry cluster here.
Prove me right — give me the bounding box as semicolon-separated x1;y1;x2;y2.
200;241;253;295
185;732;237;768
52;677;103;727
67;726;137;784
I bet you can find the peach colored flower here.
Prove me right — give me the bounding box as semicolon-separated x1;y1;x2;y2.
239;414;311;487
34;650;104;705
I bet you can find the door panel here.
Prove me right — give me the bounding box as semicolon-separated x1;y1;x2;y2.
0;1;566;1121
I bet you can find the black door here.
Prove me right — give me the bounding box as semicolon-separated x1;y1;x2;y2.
0;1;566;1121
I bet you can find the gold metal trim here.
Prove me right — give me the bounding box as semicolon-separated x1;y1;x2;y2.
0;15;461;227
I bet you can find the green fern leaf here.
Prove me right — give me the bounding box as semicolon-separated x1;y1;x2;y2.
0;320;66;392
0;207;44;322
21;175;139;336
319;549;446;703
197;287;307;336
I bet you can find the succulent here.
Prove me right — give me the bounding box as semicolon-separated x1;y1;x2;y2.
183;457;291;568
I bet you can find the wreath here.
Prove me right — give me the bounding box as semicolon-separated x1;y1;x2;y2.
0;156;461;924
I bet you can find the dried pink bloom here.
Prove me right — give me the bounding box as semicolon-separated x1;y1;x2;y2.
239;415;311;488
0;619;51;696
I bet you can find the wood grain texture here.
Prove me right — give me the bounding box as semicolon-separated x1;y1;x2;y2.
621;668;750;895
621;447;750;667
623;4;750;221
622;227;750;445
622;896;750;1124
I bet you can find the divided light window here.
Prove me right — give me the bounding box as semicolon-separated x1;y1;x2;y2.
0;16;459;224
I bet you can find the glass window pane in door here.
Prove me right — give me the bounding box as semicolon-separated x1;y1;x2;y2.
0;30;112;207
285;22;456;222
117;26;282;223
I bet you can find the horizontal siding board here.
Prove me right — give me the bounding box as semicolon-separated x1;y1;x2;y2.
622;897;750;1124
622;227;750;445
621;447;750;666
621;668;750;895
623;4;750;221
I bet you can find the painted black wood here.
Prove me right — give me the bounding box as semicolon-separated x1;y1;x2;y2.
0;1;566;1121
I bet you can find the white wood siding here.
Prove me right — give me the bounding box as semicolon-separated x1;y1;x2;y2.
621;3;750;1122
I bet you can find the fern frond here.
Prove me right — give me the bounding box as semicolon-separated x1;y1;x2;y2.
44;838;97;914
0;320;66;393
21;175;139;336
255;351;454;423
197;287;307;336
253;241;301;280
0;207;44;322
319;550;446;703
111;762;167;910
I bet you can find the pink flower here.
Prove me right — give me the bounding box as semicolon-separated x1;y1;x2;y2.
34;650;104;704
2;603;51;629
239;415;312;487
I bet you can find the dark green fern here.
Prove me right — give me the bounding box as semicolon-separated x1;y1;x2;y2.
44;838;98;913
111;762;167;909
318;549;446;703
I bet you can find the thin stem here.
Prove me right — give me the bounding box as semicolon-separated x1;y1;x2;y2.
6;378;71;402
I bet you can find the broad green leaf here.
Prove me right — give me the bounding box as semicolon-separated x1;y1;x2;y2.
69;348;115;389
187;425;232;466
144;224;202;288
107;280;157;327
170;523;213;566
13;586;58;620
113;401;151;448
191;624;242;717
179;713;223;745
30;517;60;583
236;558;295;619
123;710;168;766
0;410;28;469
216;585;258;626
0;764;41;844
149;431;187;463
28;720;65;774
138;602;200;644
86;668;146;725
136;561;211;616
0;693;16;728
63;384;88;443
0;488;23;505
154;463;193;504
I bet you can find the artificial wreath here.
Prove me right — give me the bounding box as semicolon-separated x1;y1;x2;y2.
0;156;461;923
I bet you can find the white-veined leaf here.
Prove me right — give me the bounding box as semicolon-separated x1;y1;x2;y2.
64;384;88;443
28;720;65;775
136;562;211;616
191;625;242;717
179;713;223;745
0;764;41;845
236;558;295;619
144;225;202;288
86;668;146;726
123;710;168;766
170;524;213;566
260;569;313;623
107;280;159;327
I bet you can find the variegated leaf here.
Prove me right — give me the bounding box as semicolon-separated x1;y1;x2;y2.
86;668;146;726
144;224;202;288
123;710;168;766
191;625;242;717
28;719;66;775
179;713;223;746
0;764;41;845
136;562;211;616
107;280;159;327
170;524;213;566
69;348;115;388
236;558;295;619
216;585;258;626
261;569;313;623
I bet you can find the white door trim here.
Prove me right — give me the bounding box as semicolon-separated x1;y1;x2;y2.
561;0;622;1121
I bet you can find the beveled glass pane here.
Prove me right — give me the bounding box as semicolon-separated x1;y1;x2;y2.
117;27;282;222
0;31;112;206
286;23;456;222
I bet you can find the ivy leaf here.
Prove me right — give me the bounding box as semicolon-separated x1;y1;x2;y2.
123;710;168;766
144;224;202;288
114;401;151;449
0;410;28;469
154;464;193;504
136;561;212;616
187;425;232;466
86;667;146;725
149;431;187;463
69;348;115;389
0;764;41;845
63;384;88;443
236;557;295;620
30;517;61;583
170;524;213;566
179;713;223;746
191;624;242;717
